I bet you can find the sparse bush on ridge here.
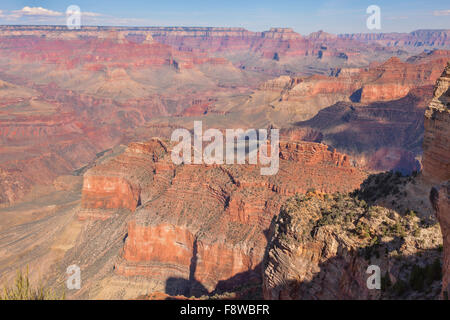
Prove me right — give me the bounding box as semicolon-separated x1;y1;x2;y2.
276;186;443;299
0;267;64;300
353;170;415;203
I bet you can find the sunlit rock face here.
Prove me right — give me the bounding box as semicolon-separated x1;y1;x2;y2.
422;63;450;185
79;138;366;295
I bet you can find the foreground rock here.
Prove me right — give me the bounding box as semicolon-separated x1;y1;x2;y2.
422;63;450;185
263;191;442;300
430;182;450;299
424;63;450;299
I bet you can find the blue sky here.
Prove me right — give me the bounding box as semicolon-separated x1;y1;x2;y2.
0;0;449;34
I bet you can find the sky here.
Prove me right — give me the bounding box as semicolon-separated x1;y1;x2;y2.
0;0;449;34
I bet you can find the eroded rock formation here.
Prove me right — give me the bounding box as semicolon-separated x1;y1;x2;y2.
263;192;443;300
424;63;450;299
422;63;450;184
430;182;450;299
79;138;366;295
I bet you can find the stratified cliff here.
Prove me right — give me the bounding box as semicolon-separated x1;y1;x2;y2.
422;63;450;184
263;191;443;300
259;52;449;173
262;63;450;300
424;63;450;299
75;138;366;297
339;30;450;49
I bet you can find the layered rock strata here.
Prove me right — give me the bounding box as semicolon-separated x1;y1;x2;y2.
263;193;443;300
424;63;450;299
422;63;450;185
80;138;366;295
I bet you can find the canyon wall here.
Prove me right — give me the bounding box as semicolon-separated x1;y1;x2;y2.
2;26;448;68
423;63;450;299
0;29;258;206
422;63;450;184
263;192;443;300
430;182;450;299
261;53;449;173
262;62;450;301
79;138;367;295
339;30;450;49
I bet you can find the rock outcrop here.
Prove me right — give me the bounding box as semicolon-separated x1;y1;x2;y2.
430;182;450;299
422;63;450;184
424;63;450;299
79;138;366;295
263;192;443;300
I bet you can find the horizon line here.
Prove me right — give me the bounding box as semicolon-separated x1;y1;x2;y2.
0;24;449;36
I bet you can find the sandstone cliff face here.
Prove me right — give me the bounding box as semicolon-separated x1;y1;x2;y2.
261;54;449;173
80;141;166;219
422;63;450;185
263;192;443;300
423;63;450;299
79;138;366;296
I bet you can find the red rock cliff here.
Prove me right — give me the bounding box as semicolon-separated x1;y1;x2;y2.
423;63;450;299
80;138;367;295
422;63;450;184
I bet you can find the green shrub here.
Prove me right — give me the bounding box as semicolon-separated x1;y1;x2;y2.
0;267;63;300
409;265;425;292
408;259;442;292
392;279;408;296
381;272;392;291
424;258;442;285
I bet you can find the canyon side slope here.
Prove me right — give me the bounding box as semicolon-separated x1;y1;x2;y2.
0;27;449;300
48;138;367;299
263;63;450;300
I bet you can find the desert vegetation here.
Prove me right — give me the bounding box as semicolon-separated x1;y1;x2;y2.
0;267;63;300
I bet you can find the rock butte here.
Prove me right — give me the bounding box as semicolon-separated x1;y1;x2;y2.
79;138;366;294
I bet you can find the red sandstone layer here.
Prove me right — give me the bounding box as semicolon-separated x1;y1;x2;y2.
79;138;366;294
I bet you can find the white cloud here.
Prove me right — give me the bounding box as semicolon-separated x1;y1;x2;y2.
65;7;102;17
80;12;102;17
433;9;450;16
14;6;63;17
0;7;103;22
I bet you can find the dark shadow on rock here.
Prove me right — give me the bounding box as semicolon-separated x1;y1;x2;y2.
165;277;208;297
350;88;362;102
165;238;208;298
211;264;263;299
165;228;272;299
265;238;442;300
